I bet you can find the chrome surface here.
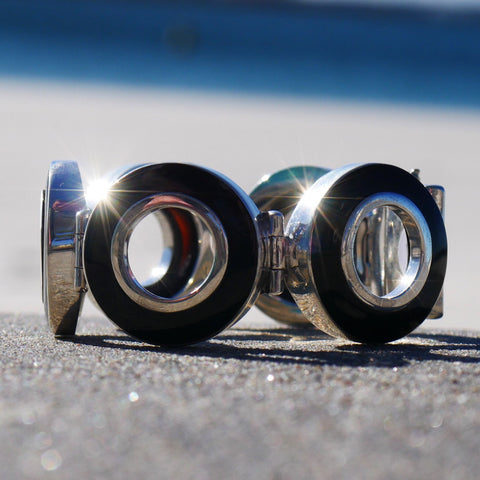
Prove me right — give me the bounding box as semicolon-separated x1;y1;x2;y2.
110;193;229;313
341;193;432;310
104;162;265;325
74;208;90;291
347;205;406;297
81;163;267;343
42;161;86;336
84;163;151;209
42;160;446;345
251;166;330;325
190;167;267;330
426;185;446;319
258;210;286;295
410;168;421;180
285;164;361;337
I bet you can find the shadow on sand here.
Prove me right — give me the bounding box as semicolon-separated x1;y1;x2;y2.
60;326;480;369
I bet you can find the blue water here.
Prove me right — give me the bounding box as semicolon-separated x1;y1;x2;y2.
1;0;480;108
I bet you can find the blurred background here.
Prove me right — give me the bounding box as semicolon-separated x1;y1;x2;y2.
1;0;479;331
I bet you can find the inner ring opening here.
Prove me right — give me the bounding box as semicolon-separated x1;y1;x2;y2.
111;193;228;313
341;193;432;310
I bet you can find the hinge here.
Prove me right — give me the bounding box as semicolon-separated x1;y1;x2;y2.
74;208;90;291
411;169;445;319
259;210;286;295
426;184;445;319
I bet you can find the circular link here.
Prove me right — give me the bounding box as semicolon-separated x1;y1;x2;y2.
341;192;432;310
111;193;228;313
285;163;447;343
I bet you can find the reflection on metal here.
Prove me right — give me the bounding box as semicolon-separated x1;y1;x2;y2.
351;206;406;297
258;210;286;296
42;161;86;336
43;162;268;346
251;166;329;325
110;193;228;313
341;193;432;310
43;161;447;345
426;185;446;319
74;209;89;291
284;164;363;337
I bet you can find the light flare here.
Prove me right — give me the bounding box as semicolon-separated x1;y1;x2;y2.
85;178;111;205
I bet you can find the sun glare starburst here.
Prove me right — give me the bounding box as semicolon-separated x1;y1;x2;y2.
85;178;111;205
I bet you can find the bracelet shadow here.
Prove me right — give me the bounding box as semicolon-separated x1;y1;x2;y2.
60;326;480;369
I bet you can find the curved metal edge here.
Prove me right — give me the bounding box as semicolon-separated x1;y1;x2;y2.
110;193;229;312
176;166;266;330
163;165;266;330
42;161;86;336
340;192;432;310
253;293;316;326
285;164;363;338
250;166;331;326
251;166;331;213
426;185;445;319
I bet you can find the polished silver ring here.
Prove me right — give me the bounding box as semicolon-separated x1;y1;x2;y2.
110;193;228;313
341;192;432;310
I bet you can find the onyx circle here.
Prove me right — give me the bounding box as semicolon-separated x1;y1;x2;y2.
311;164;447;343
84;163;260;346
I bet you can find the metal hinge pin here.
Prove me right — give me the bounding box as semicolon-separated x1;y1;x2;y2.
74;208;90;291
260;210;287;295
412;169;445;319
